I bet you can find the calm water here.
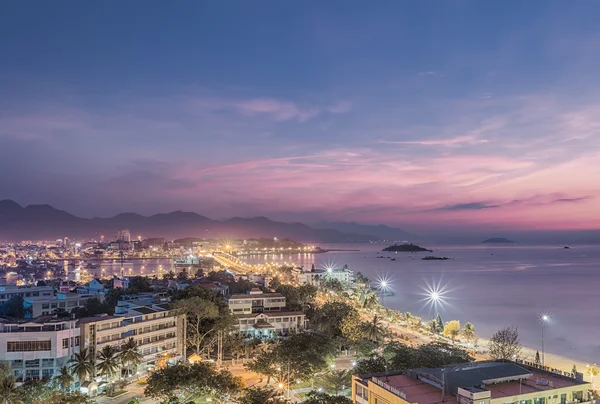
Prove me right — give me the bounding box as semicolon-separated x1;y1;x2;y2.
243;243;600;364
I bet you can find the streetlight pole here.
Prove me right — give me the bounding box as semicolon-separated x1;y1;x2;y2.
541;315;549;367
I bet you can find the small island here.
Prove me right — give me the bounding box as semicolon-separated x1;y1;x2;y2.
422;256;450;260
382;243;432;252
481;237;515;244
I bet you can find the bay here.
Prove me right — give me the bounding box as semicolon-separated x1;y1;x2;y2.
243;243;600;365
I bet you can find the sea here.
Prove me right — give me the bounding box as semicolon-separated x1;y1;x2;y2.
93;243;600;364
242;243;600;365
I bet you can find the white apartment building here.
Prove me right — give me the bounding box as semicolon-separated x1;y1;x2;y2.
0;317;80;383
298;264;354;286
79;301;185;379
226;289;305;338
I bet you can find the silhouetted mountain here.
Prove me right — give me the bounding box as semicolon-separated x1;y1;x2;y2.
312;221;414;241
0;200;378;242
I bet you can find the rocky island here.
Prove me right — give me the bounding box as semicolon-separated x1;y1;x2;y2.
382;243;433;252
481;237;515;244
422;256;450;260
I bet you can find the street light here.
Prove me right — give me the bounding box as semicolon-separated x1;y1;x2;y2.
377;278;390;306
540;314;550;367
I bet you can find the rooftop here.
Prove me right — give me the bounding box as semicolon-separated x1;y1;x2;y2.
227;292;284;300
357;361;589;404
234;310;305;319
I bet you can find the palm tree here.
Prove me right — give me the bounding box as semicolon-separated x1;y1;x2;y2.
0;372;21;404
68;347;95;385
97;345;120;390
120;338;142;378
362;315;387;343
54;366;74;392
405;312;413;327
462;322;476;344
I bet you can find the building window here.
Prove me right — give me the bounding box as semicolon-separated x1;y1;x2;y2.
42;359;54;368
42;304;50;309
63;338;69;349
8;341;51;352
42;369;54;379
74;336;80;346
25;360;39;368
25;369;39;381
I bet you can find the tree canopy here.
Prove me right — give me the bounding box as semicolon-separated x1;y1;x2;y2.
488;326;522;360
145;362;244;402
443;320;461;343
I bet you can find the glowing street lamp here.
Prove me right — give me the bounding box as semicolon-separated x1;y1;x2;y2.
377;278;391;306
540;314;550;366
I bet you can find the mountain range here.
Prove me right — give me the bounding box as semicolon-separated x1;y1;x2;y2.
0;200;409;243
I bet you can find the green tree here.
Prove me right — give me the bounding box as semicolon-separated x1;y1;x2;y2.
318;369;352;395
310;301;358;339
354;356;389;374
97;345;120;391
120;337;142;378
174;296;220;354
354;272;370;285
488;326;522;360
68;347;94;385
443;320;461;343
54;366;74;392
238;387;287;404
3;295;25;318
0;362;21;404
245;350;280;385
434;313;444;334
18;379;54;404
361;315;387;343
339;309;364;343
304;391;352;404
462;322;476;344
361;292;380;310
145;362;244;402
587;365;599;381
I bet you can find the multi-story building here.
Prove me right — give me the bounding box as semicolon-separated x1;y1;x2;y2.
79;299;185;377
298;264;354;286
226;288;305;338
24;292;100;318
352;360;592;404
0;284;54;304
0;317;80;383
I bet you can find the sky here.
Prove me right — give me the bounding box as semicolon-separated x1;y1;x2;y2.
1;1;599;233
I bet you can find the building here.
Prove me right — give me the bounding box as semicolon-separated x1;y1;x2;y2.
24;292;101;318
298;264;354;286
115;230;131;243
0;284;54;304
0;317;80;383
352;360;592;404
226;288;305;338
79;298;185;378
76;278;106;296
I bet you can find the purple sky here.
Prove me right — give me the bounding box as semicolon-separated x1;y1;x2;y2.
1;2;599;232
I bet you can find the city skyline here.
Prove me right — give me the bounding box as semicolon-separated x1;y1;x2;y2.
1;2;600;232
